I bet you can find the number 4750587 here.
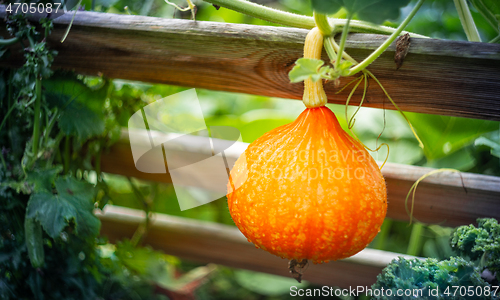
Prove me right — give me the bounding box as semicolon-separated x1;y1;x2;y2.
6;3;61;14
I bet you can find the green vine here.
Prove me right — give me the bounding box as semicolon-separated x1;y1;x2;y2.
454;0;482;42
201;0;428;38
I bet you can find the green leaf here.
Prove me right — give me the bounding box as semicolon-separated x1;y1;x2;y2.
44;75;108;139
289;58;326;83
337;60;354;77
26;166;63;193
469;0;500;34
26;177;100;239
310;0;343;15
406;113;499;160
24;217;45;268
425;148;476;171
57;99;105;139
311;0;412;24
475;136;500;158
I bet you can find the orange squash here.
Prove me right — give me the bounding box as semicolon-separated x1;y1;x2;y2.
227;106;387;263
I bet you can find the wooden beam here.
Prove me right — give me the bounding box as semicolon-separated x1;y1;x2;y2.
1;8;500;120
100;130;500;228
97;205;418;288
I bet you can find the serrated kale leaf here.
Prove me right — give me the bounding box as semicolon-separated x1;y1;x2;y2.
451;218;500;272
372;257;491;300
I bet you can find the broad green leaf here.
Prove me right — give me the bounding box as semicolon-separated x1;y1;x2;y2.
44;75;108;139
289;58;326;83
425;148;476;171
44;74;108;112
470;0;500;34
365;138;423;165
26;166;63;193
57;99;105;139
26;177;100;239
310;0;343;15
475;136;500;158
311;0;412;24
406;113;499;160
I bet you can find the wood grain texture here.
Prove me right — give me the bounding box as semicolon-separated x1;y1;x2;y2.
97;205;418;287
100;130;500;228
1;8;500;120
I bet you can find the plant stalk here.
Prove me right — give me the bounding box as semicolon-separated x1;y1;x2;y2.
0;105;16;134
32;78;42;157
42;108;59;148
490;34;500;44
0;37;19;46
128;177;153;247
375;219;393;250
201;0;428;38
348;0;426;76
454;0;481;42
95;145;102;181
313;12;333;36
324;36;357;64
335;15;352;70
407;222;425;256
64;136;70;174
469;0;500;34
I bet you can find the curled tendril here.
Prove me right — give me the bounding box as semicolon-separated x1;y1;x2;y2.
405;169;465;224
335;71;390;170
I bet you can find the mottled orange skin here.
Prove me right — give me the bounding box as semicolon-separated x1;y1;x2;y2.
227;106;387;263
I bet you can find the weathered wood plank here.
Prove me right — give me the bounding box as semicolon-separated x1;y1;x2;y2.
97;205;418;288
1;8;500;120
100;130;500;228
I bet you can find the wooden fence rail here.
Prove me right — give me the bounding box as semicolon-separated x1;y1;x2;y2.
97;205;419;288
100;130;500;228
1;7;500;120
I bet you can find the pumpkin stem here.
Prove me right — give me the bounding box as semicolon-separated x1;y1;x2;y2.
303;27;328;108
